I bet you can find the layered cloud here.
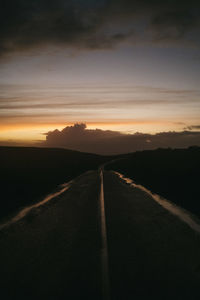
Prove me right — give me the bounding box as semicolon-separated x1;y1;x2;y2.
1;0;200;58
43;123;200;155
1;84;199;125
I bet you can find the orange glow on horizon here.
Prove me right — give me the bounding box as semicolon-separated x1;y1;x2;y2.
0;119;188;144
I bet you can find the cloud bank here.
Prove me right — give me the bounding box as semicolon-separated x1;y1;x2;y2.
43;123;200;155
1;0;200;58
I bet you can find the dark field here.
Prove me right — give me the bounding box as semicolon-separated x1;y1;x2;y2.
1;170;200;300
106;146;200;218
1;145;200;299
1;145;200;224
0;146;109;221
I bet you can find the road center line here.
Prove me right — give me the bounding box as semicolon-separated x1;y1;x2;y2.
100;168;111;300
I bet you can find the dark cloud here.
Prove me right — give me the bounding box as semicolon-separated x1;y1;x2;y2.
0;0;200;58
42;123;200;155
186;125;200;130
151;10;198;41
44;122;122;143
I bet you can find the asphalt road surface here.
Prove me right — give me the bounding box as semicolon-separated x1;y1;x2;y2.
1;170;200;300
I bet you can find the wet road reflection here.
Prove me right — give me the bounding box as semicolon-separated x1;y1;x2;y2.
114;171;200;234
0;181;73;231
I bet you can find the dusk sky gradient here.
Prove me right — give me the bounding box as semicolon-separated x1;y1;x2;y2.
0;0;200;149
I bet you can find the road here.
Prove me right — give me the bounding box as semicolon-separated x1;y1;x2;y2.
0;170;200;300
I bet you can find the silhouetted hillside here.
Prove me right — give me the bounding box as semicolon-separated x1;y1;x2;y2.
0;146;110;221
106;146;200;217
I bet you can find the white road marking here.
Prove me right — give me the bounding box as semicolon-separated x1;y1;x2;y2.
114;171;200;234
100;169;111;300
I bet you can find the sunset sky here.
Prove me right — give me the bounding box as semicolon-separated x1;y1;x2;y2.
0;0;200;146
